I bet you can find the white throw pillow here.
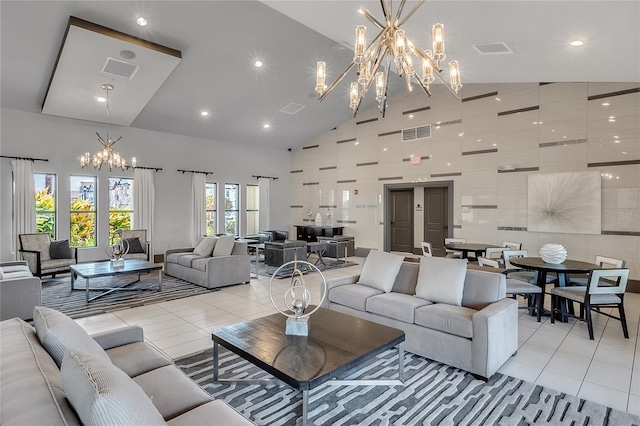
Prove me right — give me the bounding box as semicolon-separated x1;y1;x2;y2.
193;236;218;257
61;350;166;426
415;256;467;306
33;306;110;367
357;250;404;293
212;235;235;257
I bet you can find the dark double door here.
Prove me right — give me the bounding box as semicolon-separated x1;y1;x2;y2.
389;186;448;256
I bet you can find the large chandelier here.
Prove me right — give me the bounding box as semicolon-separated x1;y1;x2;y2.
315;0;462;117
80;84;136;171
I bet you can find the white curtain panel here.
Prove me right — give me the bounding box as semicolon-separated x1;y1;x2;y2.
191;173;206;246
11;159;36;259
258;177;270;231
133;168;156;254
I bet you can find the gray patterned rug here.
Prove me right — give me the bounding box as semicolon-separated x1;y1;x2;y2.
41;272;218;319
175;347;640;426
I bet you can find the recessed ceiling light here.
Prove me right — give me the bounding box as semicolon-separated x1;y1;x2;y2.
492;143;497;147
570;40;584;47
477;139;482;142
622;151;627;154
601;102;610;106
409;114;414;118
458;132;464;137
96;96;106;103
383;148;388;151
354;141;359;145
254;60;263;68
136;17;148;26
446;162;451;166
200;111;209;116
263;123;270;128
495;97;501;101
614;140;621;143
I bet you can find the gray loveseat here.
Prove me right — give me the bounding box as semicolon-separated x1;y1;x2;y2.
0;307;252;425
323;253;518;379
165;236;251;289
0;261;41;321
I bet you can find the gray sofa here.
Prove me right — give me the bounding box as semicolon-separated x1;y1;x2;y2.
322;256;518;379
165;239;251;289
0;261;41;321
0;307;252;425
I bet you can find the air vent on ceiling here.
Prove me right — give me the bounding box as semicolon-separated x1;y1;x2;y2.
402;125;431;141
280;102;306;115
471;42;513;55
101;57;139;79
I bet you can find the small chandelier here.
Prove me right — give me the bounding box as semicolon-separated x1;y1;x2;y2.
80;84;136;171
315;0;462;118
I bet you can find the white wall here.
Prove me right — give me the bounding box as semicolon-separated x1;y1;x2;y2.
290;82;640;279
1;108;290;262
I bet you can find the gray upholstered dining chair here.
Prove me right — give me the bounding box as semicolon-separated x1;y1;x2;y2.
550;268;630;340
18;233;77;278
569;255;625;286
478;257;542;322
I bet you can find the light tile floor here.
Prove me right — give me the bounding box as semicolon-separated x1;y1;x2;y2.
74;258;640;415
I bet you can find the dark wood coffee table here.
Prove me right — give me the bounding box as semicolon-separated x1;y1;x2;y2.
70;259;162;302
211;307;405;426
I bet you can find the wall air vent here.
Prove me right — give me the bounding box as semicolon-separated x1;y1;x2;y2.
402;125;431;141
101;57;139;79
471;42;513;55
280;102;306;115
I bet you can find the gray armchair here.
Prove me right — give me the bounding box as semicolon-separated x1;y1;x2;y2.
18;233;77;278
121;229;150;261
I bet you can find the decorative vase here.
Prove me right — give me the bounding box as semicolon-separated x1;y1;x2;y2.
315;212;322;227
539;243;567;264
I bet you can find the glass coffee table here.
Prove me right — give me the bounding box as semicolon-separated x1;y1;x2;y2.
70;259;162;302
211;307;405;426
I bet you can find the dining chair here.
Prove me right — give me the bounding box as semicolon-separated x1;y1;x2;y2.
502;250;556;285
420;242;433;257
485;247;507;265
444;238;466;259
569;256;626;286
478;257;542;322
550;269;630;340
502;241;522;250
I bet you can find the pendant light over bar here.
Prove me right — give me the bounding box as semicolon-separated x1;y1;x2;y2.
315;0;462;118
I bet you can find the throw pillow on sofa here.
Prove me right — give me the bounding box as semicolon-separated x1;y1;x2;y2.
357;250;404;293
50;239;73;259
415;256;467;306
33;306;110;367
193;236;218;257
61;350;166;426
212;235;235;256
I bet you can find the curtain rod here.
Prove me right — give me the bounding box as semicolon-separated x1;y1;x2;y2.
177;169;212;175
253;175;278;180
126;165;163;172
1;155;49;162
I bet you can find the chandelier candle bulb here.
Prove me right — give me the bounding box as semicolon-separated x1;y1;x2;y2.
432;23;446;62
394;29;406;64
315;61;327;94
421;51;435;85
355;25;367;64
358;61;370;85
375;71;385;100
350;82;359;110
449;60;462;92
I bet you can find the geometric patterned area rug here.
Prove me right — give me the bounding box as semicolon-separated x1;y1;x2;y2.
175;347;640;426
41;272;218;319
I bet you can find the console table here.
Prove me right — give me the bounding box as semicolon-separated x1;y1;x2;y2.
295;225;343;242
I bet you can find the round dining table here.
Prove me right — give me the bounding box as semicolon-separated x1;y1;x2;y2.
508;257;601;322
443;242;502;259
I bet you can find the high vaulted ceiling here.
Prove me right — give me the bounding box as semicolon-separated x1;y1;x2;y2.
1;1;639;151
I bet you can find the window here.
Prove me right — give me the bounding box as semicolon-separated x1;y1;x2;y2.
206;182;217;235
70;175;96;247
34;173;56;239
246;184;259;235
224;183;239;235
109;177;133;238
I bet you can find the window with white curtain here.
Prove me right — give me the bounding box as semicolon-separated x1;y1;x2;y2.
70;175;96;247
206;182;217;235
224;183;239;235
246;184;259;235
34;173;56;239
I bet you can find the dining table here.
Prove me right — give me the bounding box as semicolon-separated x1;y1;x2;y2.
507;256;601;322
443;242;503;259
